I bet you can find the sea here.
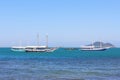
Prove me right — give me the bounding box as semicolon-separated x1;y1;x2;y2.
0;48;120;80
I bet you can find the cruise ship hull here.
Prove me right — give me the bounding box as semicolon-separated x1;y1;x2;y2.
80;48;107;51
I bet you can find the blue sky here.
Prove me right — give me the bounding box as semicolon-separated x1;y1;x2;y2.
0;0;120;47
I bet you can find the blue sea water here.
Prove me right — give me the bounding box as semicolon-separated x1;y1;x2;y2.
0;48;120;80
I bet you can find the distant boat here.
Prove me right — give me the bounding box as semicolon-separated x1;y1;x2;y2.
11;34;57;52
65;48;78;50
25;46;57;52
11;40;25;52
11;46;25;52
25;34;57;52
80;42;107;51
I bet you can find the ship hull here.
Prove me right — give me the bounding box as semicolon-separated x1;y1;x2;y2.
80;48;107;51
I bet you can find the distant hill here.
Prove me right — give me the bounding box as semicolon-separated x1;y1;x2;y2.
87;41;115;48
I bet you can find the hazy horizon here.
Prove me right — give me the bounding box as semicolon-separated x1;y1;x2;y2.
0;0;120;47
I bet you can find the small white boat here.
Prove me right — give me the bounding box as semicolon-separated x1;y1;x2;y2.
11;46;26;52
11;40;26;52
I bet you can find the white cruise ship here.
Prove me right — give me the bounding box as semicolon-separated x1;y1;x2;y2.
80;42;107;51
80;45;107;51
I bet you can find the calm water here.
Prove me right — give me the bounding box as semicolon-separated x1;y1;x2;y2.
0;48;120;80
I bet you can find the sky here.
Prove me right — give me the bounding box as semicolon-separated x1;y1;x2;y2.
0;0;120;47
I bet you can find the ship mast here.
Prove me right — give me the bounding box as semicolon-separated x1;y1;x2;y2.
37;33;40;46
19;40;22;47
100;41;102;48
91;41;94;49
46;34;48;48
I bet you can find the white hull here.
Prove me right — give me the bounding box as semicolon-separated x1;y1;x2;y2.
80;48;107;51
11;49;25;52
11;46;25;52
25;48;57;52
80;45;107;51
